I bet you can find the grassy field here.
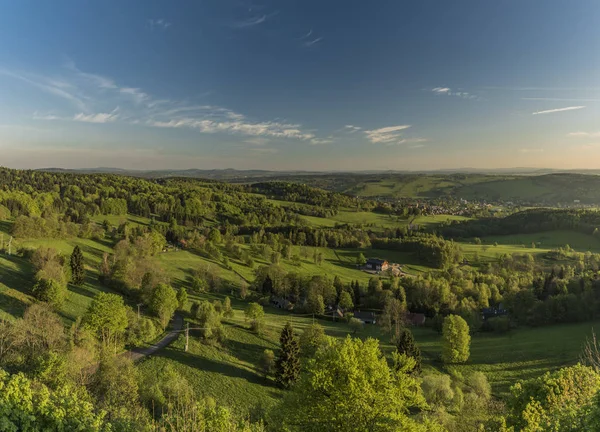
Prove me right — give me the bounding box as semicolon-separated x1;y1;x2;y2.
138;289;598;413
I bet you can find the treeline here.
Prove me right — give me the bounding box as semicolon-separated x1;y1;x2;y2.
440;208;600;238
372;234;463;269
251;181;357;208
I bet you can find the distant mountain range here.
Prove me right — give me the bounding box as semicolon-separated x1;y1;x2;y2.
37;166;600;179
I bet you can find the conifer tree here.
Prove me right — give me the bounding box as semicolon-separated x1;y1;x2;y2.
275;322;301;388
70;245;85;285
396;329;422;373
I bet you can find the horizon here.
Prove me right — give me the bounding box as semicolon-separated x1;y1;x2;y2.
2;1;600;170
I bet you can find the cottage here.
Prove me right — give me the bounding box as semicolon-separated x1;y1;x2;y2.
365;258;389;272
354;311;377;324
481;305;508;321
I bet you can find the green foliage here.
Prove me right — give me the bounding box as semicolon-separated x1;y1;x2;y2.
259;349;275;378
0;368;107;431
338;291;354;311
349;317;363;334
305;293;325;315
32;277;67;308
299;323;327;358
150;283;178;328
356;252;367;266
442;315;470;364
506;364;600;432
274;336;440;432
223;296;234;318
396;329;422;373
275;323;300;389
83;292;129;349
195;301;225;342
244;303;265;334
177;287;188;310
70;245;85;285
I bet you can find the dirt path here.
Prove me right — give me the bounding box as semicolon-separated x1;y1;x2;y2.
124;313;184;362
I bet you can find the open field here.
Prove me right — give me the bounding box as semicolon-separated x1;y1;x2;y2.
139;290;599;413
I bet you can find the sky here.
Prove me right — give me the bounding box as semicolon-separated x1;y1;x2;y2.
1;0;600;171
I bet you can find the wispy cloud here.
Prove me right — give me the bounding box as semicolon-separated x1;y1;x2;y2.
344;125;362;133
431;87;476;99
519;148;544;153
249;147;279;154
233;12;278;29
304;37;323;47
20;62;326;144
567;131;600;138
0;69;88;111
74;111;118;123
245;137;270;146
532;106;585;115
409;143;426;149
148;19;171;30
570;143;600;150
364;125;411;144
310;137;334;145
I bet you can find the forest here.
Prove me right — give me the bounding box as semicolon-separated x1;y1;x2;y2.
3;167;600;430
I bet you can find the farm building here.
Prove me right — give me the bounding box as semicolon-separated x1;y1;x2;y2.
354;311;377;324
365;258;389;271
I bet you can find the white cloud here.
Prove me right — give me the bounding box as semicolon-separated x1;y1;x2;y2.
233;15;267;28
532;106;585;115
409;143;426;149
364;125;411;144
148;19;172;30
310;137;334;145
431;87;476;99
304;37;323;47
73;112;118;123
567;131;600;138
245;138;270;146
344;125;361;131
519;148;544;153
20;62;325;144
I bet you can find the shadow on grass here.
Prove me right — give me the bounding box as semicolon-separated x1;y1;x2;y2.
157;346;268;386
0;290;29;318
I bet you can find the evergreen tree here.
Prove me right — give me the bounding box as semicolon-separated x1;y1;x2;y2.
275;322;301;389
396;329;422;373
70;245;85;285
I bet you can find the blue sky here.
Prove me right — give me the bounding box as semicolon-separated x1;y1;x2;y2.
1;0;600;170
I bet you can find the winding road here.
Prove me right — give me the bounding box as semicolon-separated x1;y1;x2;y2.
124;313;184;362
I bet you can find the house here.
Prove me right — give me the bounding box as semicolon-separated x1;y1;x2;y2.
271;297;294;311
405;312;426;326
365;258;389;272
354;311;377;324
481;305;508;321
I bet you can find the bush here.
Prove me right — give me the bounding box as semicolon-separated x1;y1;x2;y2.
32;278;67;308
259;349;275;378
245;303;265;334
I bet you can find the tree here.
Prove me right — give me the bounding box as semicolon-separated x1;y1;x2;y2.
208;228;222;244
306;292;325;315
275;323;300;389
259;349;275;378
83;293;129;351
299;323;326;357
441;315;471;364
194;301;224;341
0;368;107;431
356;253;367;266
150;283;178;328
244;303;265;333
70;245;85;285
32;278;67;308
338;291;354;311
506;364;600;432
223;296;234;318
396;329;421;373
275;336;441;432
177;288;188;310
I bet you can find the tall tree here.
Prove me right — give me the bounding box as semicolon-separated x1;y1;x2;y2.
275;336;442;432
150;284;178;328
83;293;129;351
70;245;85;285
441;315;471;364
275;322;301;389
396;329;422;373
